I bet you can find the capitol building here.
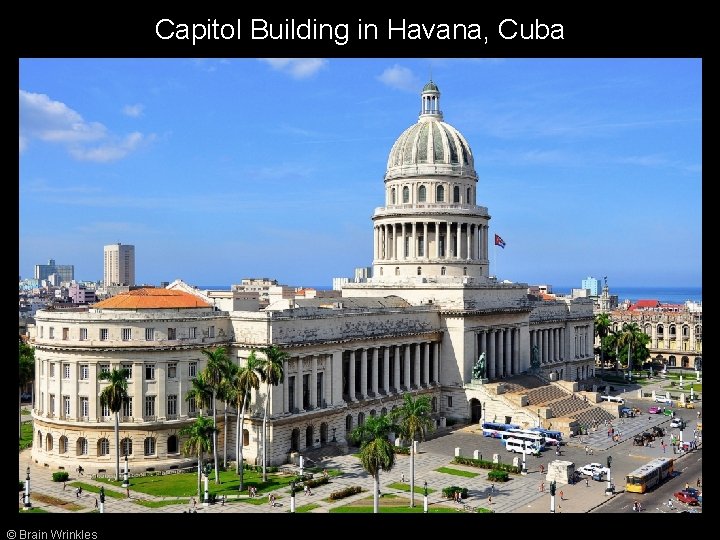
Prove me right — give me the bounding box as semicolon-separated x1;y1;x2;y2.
29;83;599;473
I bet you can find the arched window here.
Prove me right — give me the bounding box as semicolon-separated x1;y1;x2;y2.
418;185;427;202
417;267;422;275
345;414;353;431
402;186;410;203
167;435;178;454
358;412;365;426
77;437;88;456
381;407;387;416
395;267;400;276
657;324;664;335
370;409;376;417
59;435;68;454
431;397;437;412
453;186;460;203
682;326;689;337
441;267;447;276
98;438;110;456
669;325;676;337
243;429;250;447
391;188;396;205
121;437;132;456
144;437;156;456
37;430;42;449
46;433;53;452
463;267;467;276
436;185;445;202
379;268;384;276
467;187;472;204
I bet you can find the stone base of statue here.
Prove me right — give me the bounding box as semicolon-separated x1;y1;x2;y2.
471;378;489;385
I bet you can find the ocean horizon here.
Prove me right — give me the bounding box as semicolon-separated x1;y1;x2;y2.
198;284;701;304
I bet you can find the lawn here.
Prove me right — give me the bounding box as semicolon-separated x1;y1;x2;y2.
435;466;480;478
294;503;321;513
329;494;466;513
68;482;125;498
387;482;438;494
19;421;33;451
134;498;188;508
18;507;50;513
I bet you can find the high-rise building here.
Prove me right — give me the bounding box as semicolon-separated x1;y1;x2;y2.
103;243;135;287
33;258;74;282
581;276;601;296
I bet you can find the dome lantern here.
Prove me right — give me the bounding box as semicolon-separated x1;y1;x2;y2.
420;80;442;120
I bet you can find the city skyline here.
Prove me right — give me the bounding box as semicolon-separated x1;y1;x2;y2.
19;58;701;288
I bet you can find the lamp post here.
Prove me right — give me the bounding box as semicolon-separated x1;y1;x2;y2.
549;480;556;513
99;486;105;513
521;441;528;475
537;408;541;428
203;463;210;506
24;466;31;510
423;481;428;513
482;402;486;424
290;480;296;513
605;456;613;496
122;454;129;488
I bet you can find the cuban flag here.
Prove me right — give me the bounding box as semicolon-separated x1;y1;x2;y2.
494;234;506;249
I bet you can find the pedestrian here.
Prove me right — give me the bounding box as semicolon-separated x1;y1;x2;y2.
685;482;690;490
488;495;492;505
75;487;80;498
126;486;130;498
94;498;98;509
586;478;589;487
490;483;495;494
697;477;702;488
539;464;544;474
63;480;67;491
584;445;588;455
559;490;564;501
540;482;544;493
304;484;309;496
221;494;225;506
401;473;405;483
191;497;196;509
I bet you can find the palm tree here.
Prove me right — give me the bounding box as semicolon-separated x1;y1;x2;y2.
618;322;650;380
98;367;129;481
218;363;237;471
391;393;434;507
180;416;216;499
186;371;213;416
351;414;398;513
201;346;231;484
233;351;260;490
18;339;34;439
594;313;611;374
256;345;287;482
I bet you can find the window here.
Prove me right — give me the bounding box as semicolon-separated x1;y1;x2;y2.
168;363;177;378
49;394;55;416
41;361;44;375
145;396;156;417
121;438;132;456
189;327;197;339
62;327;69;340
49;327;55;339
463;267;467;276
402;186;410;203
404;236;409;257
77;437;88;455
167;435;178;454
167;328;177;340
395;267;400;276
436;185;445;202
441;267;447;276
189;362;197;378
391;187;396;204
59;435;68;454
145;364;156;380
417;267;422;275
447;396;453;407
98;438;110;456
144;437;156;456
40;326;43;338
418;185;427;202
167;395;177;416
79;328;87;341
80;397;89;417
101;402;110;417
208;326;215;338
122;397;133;418
188;398;197;415
121;363;133;379
121;328;132;341
453;186;460;203
418;236;424;257
99;363;110;375
100;328;108;341
467;187;472;204
145;328;154;341
50;363;55;378
79;364;89;380
63;364;71;379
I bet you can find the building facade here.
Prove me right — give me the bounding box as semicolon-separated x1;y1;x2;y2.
34;258;74;282
30;82;595;473
103;243;135;287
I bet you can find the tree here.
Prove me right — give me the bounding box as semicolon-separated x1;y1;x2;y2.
594;313;611;374
617;322;650;375
256;345;287;482
201;346;231;484
186;371;213;416
232;351;260;490
19;339;35;439
351;414;398;513
98;368;129;481
391;393;434;507
180;416;216;499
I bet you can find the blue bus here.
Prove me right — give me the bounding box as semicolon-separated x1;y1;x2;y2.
530;427;563;445
481;421;521;438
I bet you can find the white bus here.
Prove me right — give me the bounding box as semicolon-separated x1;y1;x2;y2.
506;438;541;455
499;430;546;450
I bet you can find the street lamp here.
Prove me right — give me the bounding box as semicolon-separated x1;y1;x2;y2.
423;481;428;513
290;480;296;513
24;466;31;510
122;454;129;488
549;480;556;513
521;441;528;475
99;486;105;513
605;456;613;496
537;408;541;428
203;463;210;506
482;402;486;424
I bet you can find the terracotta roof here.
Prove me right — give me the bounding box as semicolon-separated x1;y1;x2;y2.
93;288;211;309
629;299;661;310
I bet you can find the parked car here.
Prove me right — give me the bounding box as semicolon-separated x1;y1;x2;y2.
648;406;662;414
619;407;635;418
655;396;673;404
684;402;696;409
670;418;684;429
663;408;674;416
578;463;609;477
674;491;699;505
682;488;702;503
20;392;31;402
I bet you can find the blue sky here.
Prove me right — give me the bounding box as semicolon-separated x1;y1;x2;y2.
19;58;701;288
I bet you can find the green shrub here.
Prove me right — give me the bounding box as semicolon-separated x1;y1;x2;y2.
305;476;329;489
393;446;410;455
329;486;362;500
441;486;468;499
268;466;279;473
19;481;24;491
487;469;509;482
451;456;521;474
52;471;70;482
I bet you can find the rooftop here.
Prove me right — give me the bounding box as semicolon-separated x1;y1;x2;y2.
93;288;212;310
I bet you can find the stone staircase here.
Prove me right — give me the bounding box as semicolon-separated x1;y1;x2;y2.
299;443;347;465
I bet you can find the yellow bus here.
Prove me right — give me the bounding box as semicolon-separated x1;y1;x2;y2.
625;457;674;493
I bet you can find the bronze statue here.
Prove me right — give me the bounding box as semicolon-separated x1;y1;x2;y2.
473;352;487;379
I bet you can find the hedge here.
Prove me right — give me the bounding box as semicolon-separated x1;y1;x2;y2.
442;486;468;499
52;471;70;482
452;456;521;474
487;469;509;482
393;446;410;455
329;486;362;500
305;476;329;489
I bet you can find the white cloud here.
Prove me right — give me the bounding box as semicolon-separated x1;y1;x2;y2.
377;64;420;92
123;104;144;117
260;58;327;79
19;90;151;161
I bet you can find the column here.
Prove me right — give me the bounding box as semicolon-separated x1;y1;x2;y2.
283;358;289;413
331;351;343;405
504;328;512;375
404;345;411;389
433;342;440;383
444;222;450;259
548;329;554;364
487;330;495;379
423;342;430;386
436;222;442;258
348;351;356;402
542;329;549;364
132;363;142;419
423;222;428;259
383;347;390;394
497;329;505;377
411;222;417;258
360;349;368;399
401;223;406;258
466;223;471;259
295;357;304;411
414;343;421;388
311;355;318;409
513;328;520;375
394;346;401;393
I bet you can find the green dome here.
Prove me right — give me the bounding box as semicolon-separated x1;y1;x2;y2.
422;81;439;92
